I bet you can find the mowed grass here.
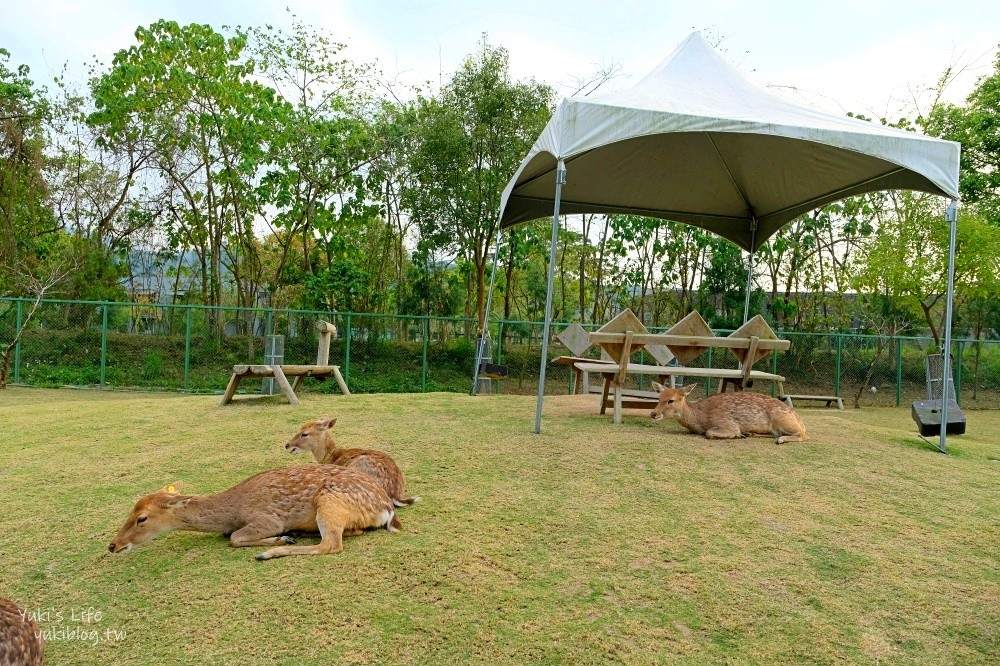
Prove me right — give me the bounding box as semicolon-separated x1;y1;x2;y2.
1;388;999;665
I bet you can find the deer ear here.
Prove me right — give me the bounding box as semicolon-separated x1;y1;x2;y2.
163;496;191;509
651;382;665;393
324;418;338;429
681;383;698;395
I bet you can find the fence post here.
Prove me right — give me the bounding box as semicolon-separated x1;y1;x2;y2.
421;316;429;393
705;347;714;395
183;306;192;391
100;302;109;387
835;334;843;397
496;321;505;365
895;337;903;407
770;348;778;397
955;340;963;403
637;350;646;391
344;313;352;384
14;299;23;383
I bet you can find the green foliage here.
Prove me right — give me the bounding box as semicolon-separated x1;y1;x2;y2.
404;37;554;324
849;194;1000;344
0;48;56;291
923;50;1000;224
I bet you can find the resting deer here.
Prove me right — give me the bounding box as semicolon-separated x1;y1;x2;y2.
651;383;809;444
0;598;43;666
285;418;419;507
109;465;400;561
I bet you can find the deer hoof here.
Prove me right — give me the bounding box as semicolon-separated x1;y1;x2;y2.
255;552;271;561
281;536;296;544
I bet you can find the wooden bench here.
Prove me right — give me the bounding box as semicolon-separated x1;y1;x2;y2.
221;321;350;406
581;310;790;424
551;355;616;394
779;393;844;410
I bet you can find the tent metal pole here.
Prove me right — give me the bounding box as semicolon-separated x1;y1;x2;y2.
471;226;504;395
534;160;567;434
938;199;959;453
743;217;758;324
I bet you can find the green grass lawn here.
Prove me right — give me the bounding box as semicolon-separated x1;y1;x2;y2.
1;387;998;665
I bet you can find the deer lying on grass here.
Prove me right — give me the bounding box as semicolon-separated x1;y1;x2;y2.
285;418;419;507
109;465;400;561
651;383;809;444
0;598;44;665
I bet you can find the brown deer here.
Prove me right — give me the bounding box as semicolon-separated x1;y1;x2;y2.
0;598;43;665
285;418;419;507
651;383;809;444
109;465;401;561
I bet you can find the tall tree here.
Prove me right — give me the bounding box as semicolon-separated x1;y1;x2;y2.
250;16;390;314
0;48;54;290
849;192;1000;347
404;37;553;329
89;21;281;329
923;48;1000;224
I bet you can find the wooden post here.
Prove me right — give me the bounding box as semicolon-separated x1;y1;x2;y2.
315;320;336;366
613;381;623;424
270;365;299;405
331;367;351;396
220;372;242;405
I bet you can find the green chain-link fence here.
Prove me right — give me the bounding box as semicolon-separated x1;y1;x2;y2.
3;297;1000;408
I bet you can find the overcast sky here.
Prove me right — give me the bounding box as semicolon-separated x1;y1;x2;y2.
3;1;998;119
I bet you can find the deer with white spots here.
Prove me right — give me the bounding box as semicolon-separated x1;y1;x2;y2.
109;465;400;560
0;598;44;665
285;418;419;507
651;383;809;444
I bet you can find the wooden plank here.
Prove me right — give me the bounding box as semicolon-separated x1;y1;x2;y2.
728;314;780;366
225;366;340;380
780;394;844;410
332;366;351;396
594;308;647;362
602;397;659;410
741;335;760;385
665;311;715;364
556;323;592;357
220;373;242;406
589;333;789;351
618;330;634;384
574;362;785;382
270;365;299;405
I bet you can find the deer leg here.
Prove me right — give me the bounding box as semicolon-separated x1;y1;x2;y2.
230;520;295;548
704;420;745;439
256;496;350;560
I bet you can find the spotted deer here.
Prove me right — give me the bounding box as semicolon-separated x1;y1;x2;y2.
0;598;44;666
285;418;419;507
109;465;400;560
651;383;809;444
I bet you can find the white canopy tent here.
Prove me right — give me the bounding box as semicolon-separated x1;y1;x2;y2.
484;32;962;449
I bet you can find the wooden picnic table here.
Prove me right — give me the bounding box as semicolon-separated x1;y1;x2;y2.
583;324;790;424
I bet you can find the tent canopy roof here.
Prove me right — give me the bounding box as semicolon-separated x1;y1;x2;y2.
498;32;960;251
